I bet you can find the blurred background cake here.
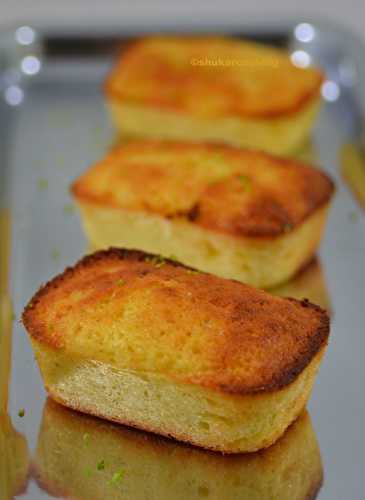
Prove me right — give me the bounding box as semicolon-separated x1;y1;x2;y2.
105;36;323;155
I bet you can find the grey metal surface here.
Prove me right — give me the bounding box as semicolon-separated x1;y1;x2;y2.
1;20;365;500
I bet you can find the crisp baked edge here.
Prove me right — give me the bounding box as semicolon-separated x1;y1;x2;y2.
22;248;330;395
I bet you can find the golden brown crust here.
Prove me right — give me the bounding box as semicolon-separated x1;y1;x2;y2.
23;248;330;395
104;36;324;119
72;141;334;239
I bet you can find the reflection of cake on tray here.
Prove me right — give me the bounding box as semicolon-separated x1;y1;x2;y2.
34;399;323;500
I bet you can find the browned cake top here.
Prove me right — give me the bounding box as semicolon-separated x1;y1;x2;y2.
105;36;323;119
72;141;334;238
23;249;329;394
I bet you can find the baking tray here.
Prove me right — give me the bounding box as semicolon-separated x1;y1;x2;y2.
1;19;365;500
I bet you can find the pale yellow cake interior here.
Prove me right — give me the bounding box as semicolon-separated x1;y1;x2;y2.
80;201;330;289
108;96;321;156
31;340;324;454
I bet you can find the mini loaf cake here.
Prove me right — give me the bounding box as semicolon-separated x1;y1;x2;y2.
22;248;330;453
34;400;323;500
72;141;334;289
105;36;324;155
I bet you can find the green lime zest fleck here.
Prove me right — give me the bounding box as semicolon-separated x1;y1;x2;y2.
84;467;93;477
168;254;178;261
38;178;48;190
83;433;90;444
146;255;166;268
349;211;358;222
51;248;60;261
63;203;75;215
110;469;124;485
116;279;126;287
97;459;105;471
212;152;225;161
187;269;200;275
237;174;252;191
18;408;25;418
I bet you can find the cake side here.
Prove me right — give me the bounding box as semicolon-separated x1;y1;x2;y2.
76;200;330;289
107;96;321;155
